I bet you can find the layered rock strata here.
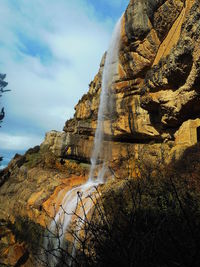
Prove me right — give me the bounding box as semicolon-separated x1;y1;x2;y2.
57;0;200;162
1;0;200;265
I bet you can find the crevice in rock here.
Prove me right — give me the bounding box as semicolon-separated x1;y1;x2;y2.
14;250;29;267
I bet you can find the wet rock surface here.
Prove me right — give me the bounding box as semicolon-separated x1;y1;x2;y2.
63;0;200;159
1;0;200;265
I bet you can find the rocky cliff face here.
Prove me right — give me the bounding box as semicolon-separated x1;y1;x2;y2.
1;0;200;265
59;0;200;162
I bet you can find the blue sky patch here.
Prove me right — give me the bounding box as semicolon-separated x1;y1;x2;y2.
16;31;52;64
87;0;129;20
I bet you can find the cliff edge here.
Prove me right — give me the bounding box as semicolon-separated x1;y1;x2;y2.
1;0;200;265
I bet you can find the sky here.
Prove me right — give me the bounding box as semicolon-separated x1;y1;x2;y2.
0;0;129;168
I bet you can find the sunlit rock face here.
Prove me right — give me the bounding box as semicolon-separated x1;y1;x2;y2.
63;0;200;162
0;146;89;266
39;0;200;202
1;0;200;265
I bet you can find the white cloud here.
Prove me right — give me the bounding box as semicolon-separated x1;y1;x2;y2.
0;165;7;170
0;0;114;133
0;0;128;156
0;133;43;151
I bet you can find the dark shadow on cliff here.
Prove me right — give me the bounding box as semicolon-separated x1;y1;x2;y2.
5;143;200;267
37;143;200;267
89;144;200;267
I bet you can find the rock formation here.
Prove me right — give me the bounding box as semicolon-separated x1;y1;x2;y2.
60;0;200;162
1;0;200;265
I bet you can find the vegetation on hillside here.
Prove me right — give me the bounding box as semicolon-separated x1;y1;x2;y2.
41;144;200;267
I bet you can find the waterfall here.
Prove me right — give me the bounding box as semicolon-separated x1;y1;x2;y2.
43;181;99;267
43;14;122;267
89;16;122;182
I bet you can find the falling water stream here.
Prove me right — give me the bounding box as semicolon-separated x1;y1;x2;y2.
89;15;122;183
43;14;123;267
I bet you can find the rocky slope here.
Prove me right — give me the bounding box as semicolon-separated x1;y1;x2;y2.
1;0;200;265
